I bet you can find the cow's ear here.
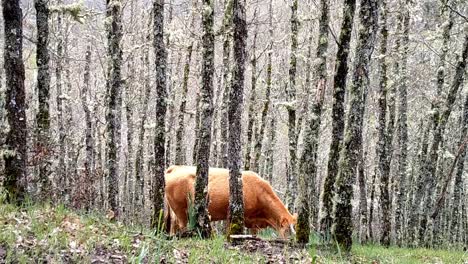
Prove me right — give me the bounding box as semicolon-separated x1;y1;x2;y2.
292;213;298;223
281;217;289;227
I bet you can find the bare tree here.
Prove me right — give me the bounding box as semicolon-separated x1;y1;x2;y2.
105;0;123;218
227;0;247;236
192;0;215;238
2;0;27;204
151;0;168;229
34;0;51;200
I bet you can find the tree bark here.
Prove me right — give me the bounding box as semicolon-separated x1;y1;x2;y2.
319;0;356;237
218;0;233;168
134;36;151;216
192;0;215;238
244;21;258;171
228;0;247;237
34;0;51;200
151;0;168;230
285;0;298;211
105;0;123;218
331;0;378;252
450;94;468;245
395;1;410;245
2;0;27;204
296;0;329;244
80;45;94;211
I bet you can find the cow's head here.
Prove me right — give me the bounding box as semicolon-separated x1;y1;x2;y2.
278;213;298;238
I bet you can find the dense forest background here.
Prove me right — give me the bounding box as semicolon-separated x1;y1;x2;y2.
0;0;467;253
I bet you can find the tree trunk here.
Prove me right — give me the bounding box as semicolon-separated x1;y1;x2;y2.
2;0;27;204
134;39;151;217
319;0;356;237
285;0;298;211
175;42;194;165
451;94;468;245
378;0;400;246
227;0;247;237
105;0;123;218
193;0;215;238
244;21;258;171
151;0;168;230
80;45;94;211
34;0;51;200
296;0;329;244
358;150;368;243
395;2;410;245
331;0;378;252
218;0;233;168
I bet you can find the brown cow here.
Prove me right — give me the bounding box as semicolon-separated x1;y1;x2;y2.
164;165;297;238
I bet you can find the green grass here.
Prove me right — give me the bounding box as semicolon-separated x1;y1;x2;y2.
0;200;466;263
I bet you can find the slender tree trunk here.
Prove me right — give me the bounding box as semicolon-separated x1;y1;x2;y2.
227;0;247;237
358;150;368;244
265;115;276;183
296;0;329;244
376;0;391;246
451;94;468;245
105;0;123;218
55;10;67;201
331;0;378;252
285;0;298;210
80;45;94;211
175;41;194;165
134;35;151;216
251;0;273;173
218;0;233;168
193;0;215;238
395;1;410;245
2;0;27;204
319;0;356;237
34;0;51;200
244;22;258;171
152;0;168;229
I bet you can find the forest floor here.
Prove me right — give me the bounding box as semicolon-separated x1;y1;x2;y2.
0;201;466;264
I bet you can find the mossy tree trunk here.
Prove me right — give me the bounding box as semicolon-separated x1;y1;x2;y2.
395;1;410;246
296;0;329;244
227;0;247;237
134;35;151;216
319;0;356;238
218;0;233;168
2;0;27;204
192;0;215;238
377;0;400;245
80;45;94;211
152;0;168;229
451;94;468;245
34;0;52;200
285;0;298;211
105;0;123;218
244;20;258;171
331;0;378;252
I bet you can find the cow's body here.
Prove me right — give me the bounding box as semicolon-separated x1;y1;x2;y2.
164;165;296;237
